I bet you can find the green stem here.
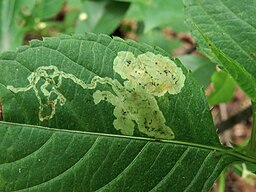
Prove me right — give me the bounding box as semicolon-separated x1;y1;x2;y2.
247;101;256;157
218;170;225;192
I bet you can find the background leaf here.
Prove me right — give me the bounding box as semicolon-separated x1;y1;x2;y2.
184;0;256;100
139;30;182;55
179;54;216;89
208;71;236;105
184;0;256;162
75;0;130;34
184;0;256;77
126;0;187;33
0;0;65;52
191;23;256;102
0;0;35;52
31;0;65;20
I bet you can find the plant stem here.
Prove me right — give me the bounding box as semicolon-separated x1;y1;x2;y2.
218;170;225;192
247;101;256;157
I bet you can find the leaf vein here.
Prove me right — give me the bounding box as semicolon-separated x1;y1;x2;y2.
149;147;191;191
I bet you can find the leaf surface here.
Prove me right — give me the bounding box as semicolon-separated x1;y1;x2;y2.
0;121;239;192
184;0;256;100
0;33;219;146
184;0;256;158
184;0;256;75
0;33;249;191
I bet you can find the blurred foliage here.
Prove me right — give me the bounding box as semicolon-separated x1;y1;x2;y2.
208;71;236;105
233;163;256;185
125;0;187;33
0;0;65;52
74;1;130;34
179;54;216;89
139;30;182;55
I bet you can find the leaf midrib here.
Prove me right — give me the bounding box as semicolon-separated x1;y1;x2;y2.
1;121;255;164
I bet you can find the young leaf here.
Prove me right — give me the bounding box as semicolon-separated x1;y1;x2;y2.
208;71;236;105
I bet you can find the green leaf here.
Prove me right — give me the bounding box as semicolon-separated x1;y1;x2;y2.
126;0;187;32
232;163;256;182
0;33;253;191
75;1;130;34
179;55;216;89
139;30;182;55
0;0;65;52
0;0;35;52
184;0;256;101
208;71;236;105
184;0;256;161
31;0;65;20
184;0;256;72
190;23;256;103
0;121;244;191
0;33;219;146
